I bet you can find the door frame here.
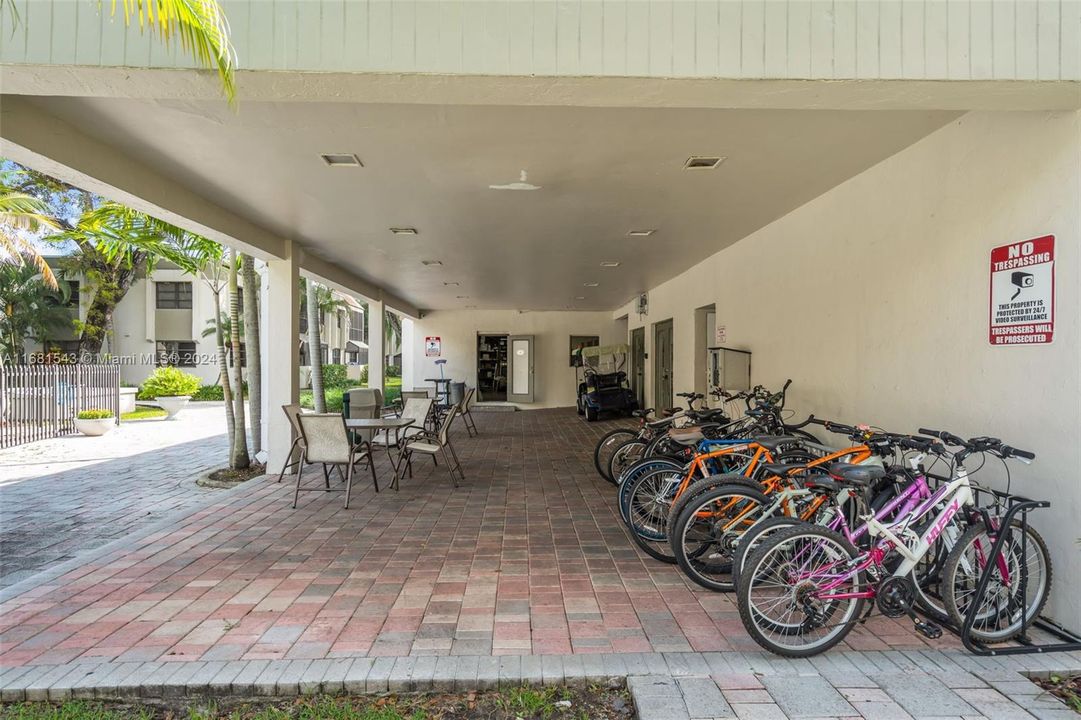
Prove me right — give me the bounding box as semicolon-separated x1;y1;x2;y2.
653;319;674;411
507;334;535;404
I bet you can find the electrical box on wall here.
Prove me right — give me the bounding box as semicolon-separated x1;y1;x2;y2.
708;347;751;394
636;293;648;315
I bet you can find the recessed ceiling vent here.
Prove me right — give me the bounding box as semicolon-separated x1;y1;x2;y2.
684;156;725;170
321;153;362;167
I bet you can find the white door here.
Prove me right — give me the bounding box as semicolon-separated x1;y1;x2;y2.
507;335;535;403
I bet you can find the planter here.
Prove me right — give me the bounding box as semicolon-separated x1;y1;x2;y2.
119;387;138;414
75;417;114;436
157;395;191;419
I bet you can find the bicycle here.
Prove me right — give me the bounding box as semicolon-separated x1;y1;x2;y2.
736;431;1052;657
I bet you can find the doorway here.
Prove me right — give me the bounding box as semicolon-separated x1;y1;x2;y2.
477;334;508;401
630;327;645;409
653;319;674;411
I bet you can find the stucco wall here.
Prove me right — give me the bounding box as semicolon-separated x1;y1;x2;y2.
616;110;1080;628
408;310;621;409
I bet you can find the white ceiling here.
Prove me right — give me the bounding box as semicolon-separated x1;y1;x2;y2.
27;97;958;311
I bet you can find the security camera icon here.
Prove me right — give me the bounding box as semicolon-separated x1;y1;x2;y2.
1010;271;1034;300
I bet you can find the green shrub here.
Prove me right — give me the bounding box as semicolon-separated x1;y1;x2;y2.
192;384;224;401
76;408;114;420
386;364;401;378
322;363;349;388
359;364;369;385
139;366;201;398
300;387;344;412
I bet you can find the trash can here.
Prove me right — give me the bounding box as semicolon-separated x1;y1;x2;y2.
448;381;466;408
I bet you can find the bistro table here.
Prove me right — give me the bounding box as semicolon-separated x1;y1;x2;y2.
344;416;416;488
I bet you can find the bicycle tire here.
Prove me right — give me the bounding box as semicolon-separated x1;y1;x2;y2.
593;428;638;483
617;457;684;524
942;520;1052;644
608;439;648;485
672;483;772;591
730;514;805;590
622;466;686;563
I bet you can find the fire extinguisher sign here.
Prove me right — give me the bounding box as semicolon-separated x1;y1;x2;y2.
989;235;1055;346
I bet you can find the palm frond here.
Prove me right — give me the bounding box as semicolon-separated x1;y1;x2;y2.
110;0;237;104
0;191;60;289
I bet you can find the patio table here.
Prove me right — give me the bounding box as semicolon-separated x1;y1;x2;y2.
345;416;416;485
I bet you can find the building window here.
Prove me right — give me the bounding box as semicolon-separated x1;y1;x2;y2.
156;281;193;309
156;340;198;367
349;310;364;342
332;348;341;364
321;343;328;364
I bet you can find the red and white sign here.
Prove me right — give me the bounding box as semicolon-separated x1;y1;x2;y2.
989;235;1055;346
424;336;441;357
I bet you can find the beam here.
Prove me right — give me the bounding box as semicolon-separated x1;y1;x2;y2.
0;94;420;319
3;65;1080;111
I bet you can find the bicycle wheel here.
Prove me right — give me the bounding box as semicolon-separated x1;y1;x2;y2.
617;457;683;523
608;439;648;485
623;466;685;563
594;428;637;483
665;472;764;537
672;484;772;591
730;515;804;591
943;520;1052;644
737;524;867;657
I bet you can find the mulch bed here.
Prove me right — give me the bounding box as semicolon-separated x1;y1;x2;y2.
202;463;267;487
1034;674;1081;714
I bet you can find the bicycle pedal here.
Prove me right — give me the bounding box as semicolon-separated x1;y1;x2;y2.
913;620;942;640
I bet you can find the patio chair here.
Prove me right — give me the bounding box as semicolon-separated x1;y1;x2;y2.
294;413;378;509
457;386;478;437
373;396;433;463
394;405;465;490
276;404;306;483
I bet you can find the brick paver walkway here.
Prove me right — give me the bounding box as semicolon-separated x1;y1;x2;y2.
1;409;975;670
0;403;228;588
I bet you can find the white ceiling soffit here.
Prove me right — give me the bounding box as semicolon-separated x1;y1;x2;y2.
20;96;959;311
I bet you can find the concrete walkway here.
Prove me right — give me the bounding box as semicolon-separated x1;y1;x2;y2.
0;403;228;588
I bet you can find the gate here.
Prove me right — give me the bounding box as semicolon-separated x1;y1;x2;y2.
0;364;121;448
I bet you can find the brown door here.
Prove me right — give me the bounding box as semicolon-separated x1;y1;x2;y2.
630;327;645;409
653;319;673;410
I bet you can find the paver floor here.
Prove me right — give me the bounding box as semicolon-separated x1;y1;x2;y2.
0;403;228;588
1;408;969;669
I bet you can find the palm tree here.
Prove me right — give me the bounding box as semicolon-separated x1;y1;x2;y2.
240;254;261;456
0;190;60;289
0;0;236;103
300;278;348;412
0;262;72;366
228;247;249;469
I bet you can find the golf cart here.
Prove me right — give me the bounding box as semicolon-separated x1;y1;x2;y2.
575;344;639;421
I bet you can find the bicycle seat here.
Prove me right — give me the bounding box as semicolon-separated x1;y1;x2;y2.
663;407;680;416
646;416;675;429
669;427;705;445
801;473;845;492
754;436;802;452
632;408;653;418
828;462;886;486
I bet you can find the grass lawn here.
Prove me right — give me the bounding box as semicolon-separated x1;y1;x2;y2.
300;377;402;412
121;406;168;421
0;685;632;720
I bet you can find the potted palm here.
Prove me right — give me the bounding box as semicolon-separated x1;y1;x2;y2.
75;408;115;436
140;366;202;419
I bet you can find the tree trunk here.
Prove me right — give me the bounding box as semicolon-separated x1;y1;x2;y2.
228;249;250;469
306;280;326;413
241;255;262;456
78;253;143;357
213;288;235;446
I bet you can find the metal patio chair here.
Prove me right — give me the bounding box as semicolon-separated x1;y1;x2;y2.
394;405;465;489
276;403;306;483
294;413;378;509
373;396;433;462
457;386;478;437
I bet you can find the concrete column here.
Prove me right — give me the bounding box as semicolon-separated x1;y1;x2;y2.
368;299;385;394
264;239;300;474
401;317;415;392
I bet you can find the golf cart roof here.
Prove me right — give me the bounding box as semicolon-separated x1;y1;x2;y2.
581;344;629;358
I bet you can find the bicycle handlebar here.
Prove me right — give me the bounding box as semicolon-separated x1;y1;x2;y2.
918;428;1035;461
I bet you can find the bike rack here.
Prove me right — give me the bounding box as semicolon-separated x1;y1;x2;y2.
924;486;1081;656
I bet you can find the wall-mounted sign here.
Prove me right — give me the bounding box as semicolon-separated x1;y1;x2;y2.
425;336;441;357
989;235;1054;346
714;325;727;345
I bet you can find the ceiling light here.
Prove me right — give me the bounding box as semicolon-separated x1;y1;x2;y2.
456;295;469;299
489;169;541;191
600;261;620;267
627;229;656;237
391;227;418;235
583;282;599;287
421;260;442;266
684;156;725;170
443;281;460;286
575;296;586;300
320;153;362;167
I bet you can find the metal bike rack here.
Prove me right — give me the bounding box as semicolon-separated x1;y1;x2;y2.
929;488;1081;656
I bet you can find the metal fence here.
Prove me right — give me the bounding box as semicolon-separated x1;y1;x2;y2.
0;364;121;449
